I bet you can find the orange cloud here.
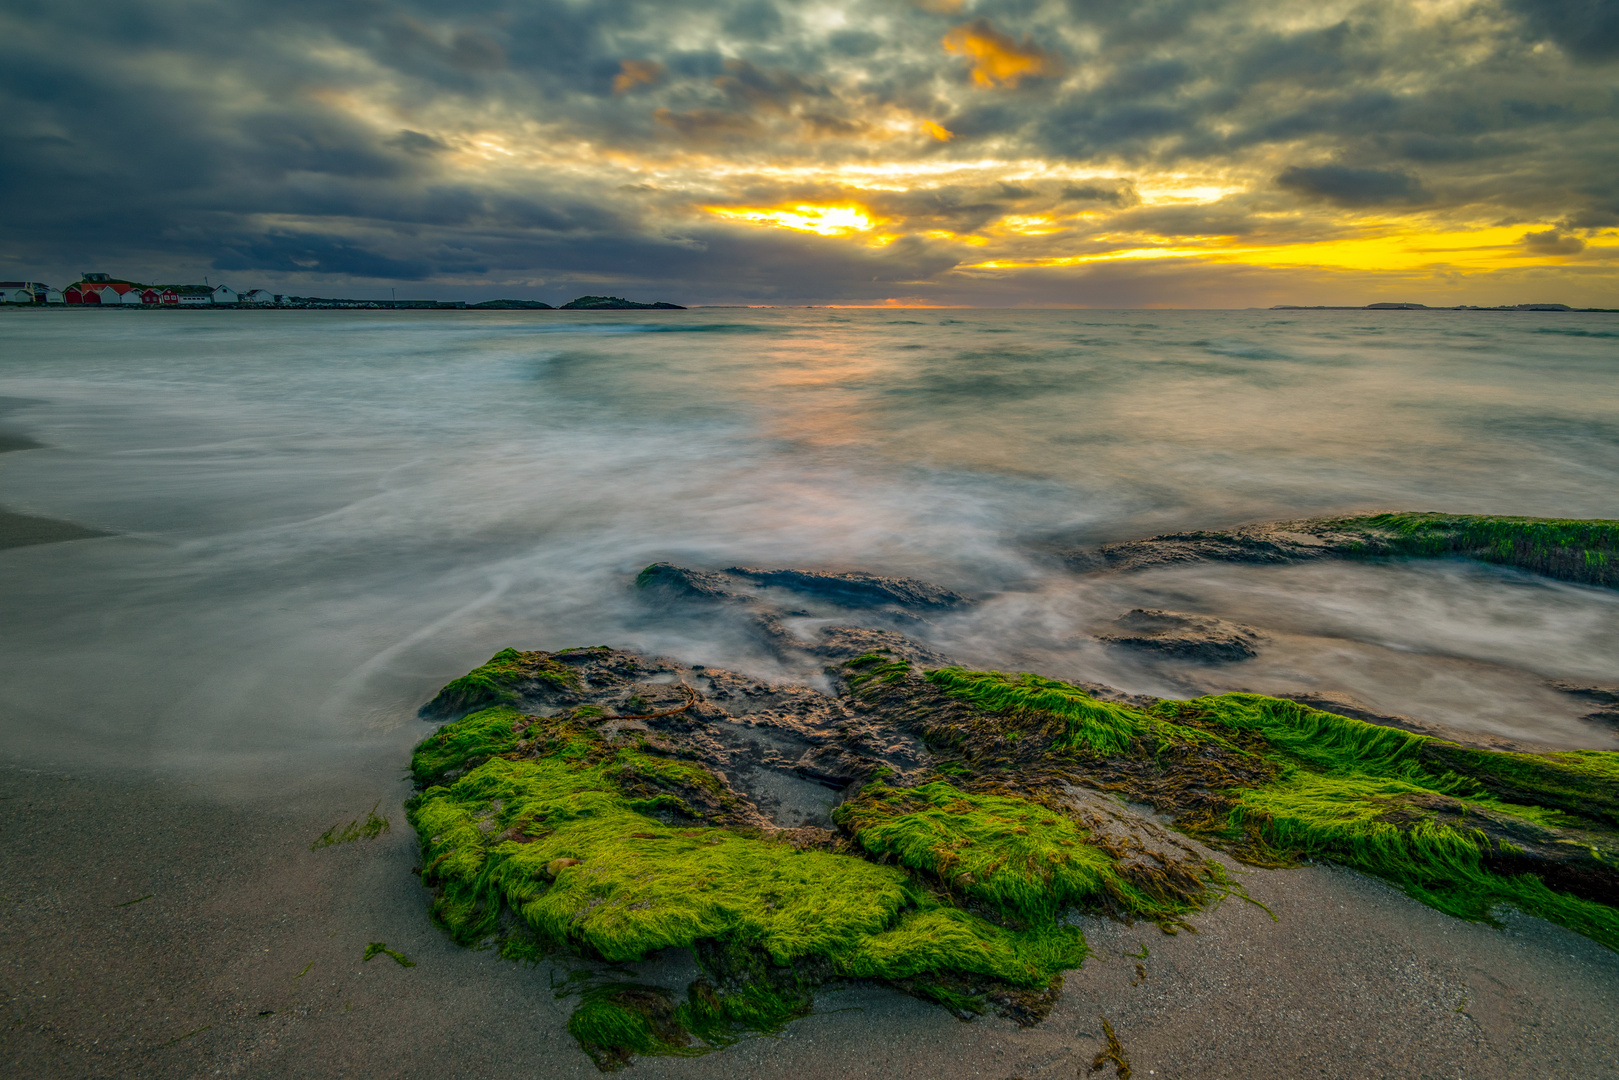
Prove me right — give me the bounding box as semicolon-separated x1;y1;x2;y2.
613;59;664;94
942;19;1059;88
706;203;880;237
921;119;954;141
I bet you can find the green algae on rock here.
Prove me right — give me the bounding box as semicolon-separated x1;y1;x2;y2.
407;643;1619;1070
1066;512;1619;588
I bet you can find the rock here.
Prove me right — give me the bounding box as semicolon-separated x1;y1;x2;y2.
409;637;1619;1070
634;562;741;601
1550;682;1619;729
633;562;969;662
726;566;969;610
1059;512;1619;588
1098;608;1264;662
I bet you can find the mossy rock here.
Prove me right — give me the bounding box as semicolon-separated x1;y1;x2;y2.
1073;511;1619;588
407;644;1619;1070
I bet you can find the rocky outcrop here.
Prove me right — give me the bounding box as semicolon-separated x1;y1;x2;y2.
1098;608;1264;662
469;299;553;309
559;295;685;310
1061;512;1619;588
410;621;1619;1070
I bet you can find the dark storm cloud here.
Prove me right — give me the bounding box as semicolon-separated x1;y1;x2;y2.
1520;229;1586;256
1506;0;1619;63
0;0;1615;304
1276;165;1430;208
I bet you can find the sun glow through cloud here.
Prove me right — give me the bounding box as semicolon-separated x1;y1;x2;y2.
7;0;1618;306
706;204;879;236
941;20;1058;88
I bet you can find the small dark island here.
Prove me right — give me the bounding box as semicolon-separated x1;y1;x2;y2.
559;295;686;310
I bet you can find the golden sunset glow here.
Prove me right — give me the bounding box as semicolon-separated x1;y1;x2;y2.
941;20;1057;88
706;204;880;236
15;0;1613;306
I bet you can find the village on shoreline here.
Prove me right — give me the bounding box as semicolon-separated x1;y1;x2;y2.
0;273;684;310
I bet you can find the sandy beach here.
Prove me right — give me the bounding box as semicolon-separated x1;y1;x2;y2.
5;765;1615;1080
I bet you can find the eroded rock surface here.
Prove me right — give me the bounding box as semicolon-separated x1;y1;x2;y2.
1098;608;1265;662
1061;512;1619;588
1551;682;1619;729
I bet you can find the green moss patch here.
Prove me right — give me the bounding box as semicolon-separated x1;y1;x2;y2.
408;647;1619;1071
837;781;1199;925
1323;512;1618;587
419;648;581;719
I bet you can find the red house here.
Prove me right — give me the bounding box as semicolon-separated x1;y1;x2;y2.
64;273;145;305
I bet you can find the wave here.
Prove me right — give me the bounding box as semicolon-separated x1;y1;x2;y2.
1534;327;1619;339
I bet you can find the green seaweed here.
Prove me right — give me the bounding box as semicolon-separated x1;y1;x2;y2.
362;942;416;967
410;707;527;786
925;667;1215;757
1091;1018;1131;1078
1326;512;1619;587
408;649;1619;1071
420;648;581;718
310;800;392;850
911;670;1619;948
837;781;1199;924
408;709;1095;1067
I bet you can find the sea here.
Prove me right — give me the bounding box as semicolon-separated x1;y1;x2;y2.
1;307;1616;794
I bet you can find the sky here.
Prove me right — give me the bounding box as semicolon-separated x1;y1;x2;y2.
2;0;1617;307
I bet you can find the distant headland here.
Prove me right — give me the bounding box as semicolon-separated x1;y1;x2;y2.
1272;302;1617;312
0;274;684;311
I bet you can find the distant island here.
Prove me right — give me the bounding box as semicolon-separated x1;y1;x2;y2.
1272;302;1617;312
558;295;685;310
472;296;689;310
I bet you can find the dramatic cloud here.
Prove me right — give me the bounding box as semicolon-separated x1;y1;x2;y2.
1276;165;1430;207
0;0;1615;306
942;18;1063;88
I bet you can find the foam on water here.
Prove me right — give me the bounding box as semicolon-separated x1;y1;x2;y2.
0;307;1615;787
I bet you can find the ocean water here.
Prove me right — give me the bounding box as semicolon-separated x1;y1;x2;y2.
0;307;1616;790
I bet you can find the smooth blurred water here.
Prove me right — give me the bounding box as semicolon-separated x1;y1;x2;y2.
1;307;1616;787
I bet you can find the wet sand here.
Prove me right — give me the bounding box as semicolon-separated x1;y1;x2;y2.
4;766;1615;1080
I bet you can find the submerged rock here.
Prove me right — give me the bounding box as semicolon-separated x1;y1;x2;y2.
407;632;1619;1070
1098;608;1265;662
724;566;969;610
1062;512;1619;588
1551;682;1619;729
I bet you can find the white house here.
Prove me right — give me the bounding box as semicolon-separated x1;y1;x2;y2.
212;284;239;304
0;281;45;304
238;289;274;305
